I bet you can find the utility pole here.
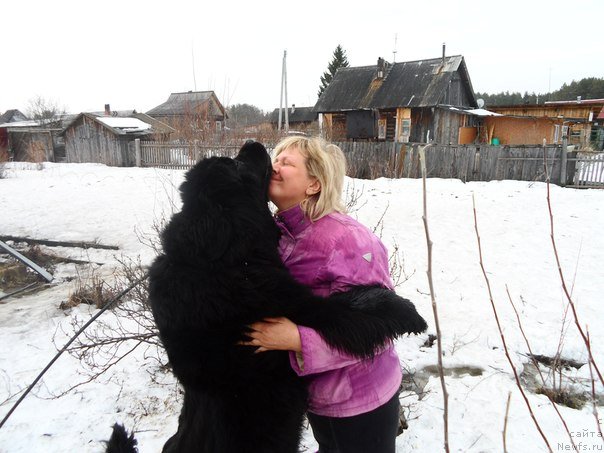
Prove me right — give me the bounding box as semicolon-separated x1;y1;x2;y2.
191;39;197;91
278;50;289;132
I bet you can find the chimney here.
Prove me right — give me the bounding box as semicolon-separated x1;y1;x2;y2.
104;104;111;116
290;104;296;114
377;57;386;79
442;43;446;65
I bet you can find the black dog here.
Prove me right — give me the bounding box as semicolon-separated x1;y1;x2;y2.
107;141;426;453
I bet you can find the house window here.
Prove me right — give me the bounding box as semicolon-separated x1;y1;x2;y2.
378;119;387;139
399;118;411;142
215;121;222;132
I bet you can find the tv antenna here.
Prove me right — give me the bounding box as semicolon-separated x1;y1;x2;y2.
392;33;398;63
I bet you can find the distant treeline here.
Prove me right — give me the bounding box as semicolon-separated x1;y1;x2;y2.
476;77;604;106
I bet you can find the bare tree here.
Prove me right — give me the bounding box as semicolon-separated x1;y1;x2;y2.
26;95;66;127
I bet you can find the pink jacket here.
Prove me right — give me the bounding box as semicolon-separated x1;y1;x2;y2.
274;205;402;417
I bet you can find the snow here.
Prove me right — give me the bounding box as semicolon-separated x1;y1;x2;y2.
1;161;603;452
95;117;151;131
0;121;43;128
449;107;502;116
464;107;503;116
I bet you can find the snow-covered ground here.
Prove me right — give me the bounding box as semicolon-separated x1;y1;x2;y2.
0;161;602;452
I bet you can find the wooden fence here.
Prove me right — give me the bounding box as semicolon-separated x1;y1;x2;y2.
334;142;569;184
573;152;604;187
135;139;604;187
135;141;243;169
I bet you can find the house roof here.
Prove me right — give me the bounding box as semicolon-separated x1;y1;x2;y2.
544;98;604;106
60;112;174;136
146;91;227;118
0;113;77;130
0;109;29;124
314;55;476;112
269;106;317;123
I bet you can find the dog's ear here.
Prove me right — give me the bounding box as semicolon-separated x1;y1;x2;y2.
180;157;241;208
162;209;233;263
177;157;238;262
200;209;233;261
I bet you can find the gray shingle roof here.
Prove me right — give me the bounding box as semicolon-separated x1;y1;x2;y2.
315;55;474;112
146;91;224;116
269;106;317;123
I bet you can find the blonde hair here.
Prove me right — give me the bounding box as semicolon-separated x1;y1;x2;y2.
272;136;347;221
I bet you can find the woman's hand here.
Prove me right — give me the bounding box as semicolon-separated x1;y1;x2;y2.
242;317;302;353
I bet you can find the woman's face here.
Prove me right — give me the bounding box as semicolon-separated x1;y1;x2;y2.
269;145;320;212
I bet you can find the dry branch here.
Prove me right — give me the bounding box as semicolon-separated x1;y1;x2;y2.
503;392;512;453
586;329;604;443
419;145;450;453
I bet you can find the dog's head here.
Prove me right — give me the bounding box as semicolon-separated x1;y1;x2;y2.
179;141;272;213
170;141;275;262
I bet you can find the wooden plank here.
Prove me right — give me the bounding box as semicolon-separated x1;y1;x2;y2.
0;240;53;282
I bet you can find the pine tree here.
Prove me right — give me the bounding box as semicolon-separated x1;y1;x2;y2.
318;45;350;98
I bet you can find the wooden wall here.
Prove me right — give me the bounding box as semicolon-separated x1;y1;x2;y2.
10;131;54;162
484;117;557;145
65;116;133;166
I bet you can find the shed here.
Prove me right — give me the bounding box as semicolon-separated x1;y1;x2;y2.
61;111;173;166
314;53;477;143
0;115;73;162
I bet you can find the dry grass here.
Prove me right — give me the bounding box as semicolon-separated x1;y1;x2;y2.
60;275;118;310
535;386;587;410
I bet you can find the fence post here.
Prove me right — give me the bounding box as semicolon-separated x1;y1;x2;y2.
560;136;568;186
473;146;481;180
135;139;141;167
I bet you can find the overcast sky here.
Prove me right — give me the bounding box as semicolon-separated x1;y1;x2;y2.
2;0;603;116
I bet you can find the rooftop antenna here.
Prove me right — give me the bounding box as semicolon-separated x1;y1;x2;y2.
392;33;398;63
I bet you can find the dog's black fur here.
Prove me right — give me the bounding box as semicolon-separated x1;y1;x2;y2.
106;141;426;453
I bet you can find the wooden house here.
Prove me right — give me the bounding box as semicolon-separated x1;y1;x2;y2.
61;110;173;166
314;53;477;143
0;109;29;124
146;91;227;136
488;99;604;149
268;105;318;132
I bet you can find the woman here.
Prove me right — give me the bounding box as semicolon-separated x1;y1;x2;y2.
245;136;402;453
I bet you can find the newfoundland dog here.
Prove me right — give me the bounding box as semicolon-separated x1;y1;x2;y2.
106;141;426;453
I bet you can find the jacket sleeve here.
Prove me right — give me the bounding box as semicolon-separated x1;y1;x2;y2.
289;326;362;376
